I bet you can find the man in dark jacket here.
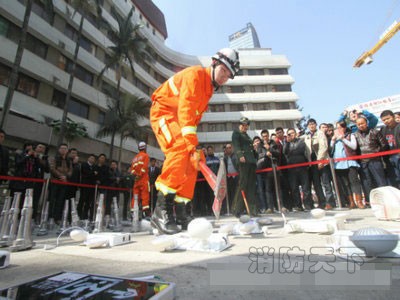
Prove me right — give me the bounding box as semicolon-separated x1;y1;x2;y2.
231;117;258;217
149;158;161;211
354;116;389;206
78;154;98;220
256;129;280;213
380;110;400;188
284;128;312;210
223;143;238;214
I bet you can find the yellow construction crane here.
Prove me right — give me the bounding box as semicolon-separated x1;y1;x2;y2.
354;20;400;67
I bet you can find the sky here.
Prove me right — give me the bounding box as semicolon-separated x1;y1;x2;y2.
152;0;400;124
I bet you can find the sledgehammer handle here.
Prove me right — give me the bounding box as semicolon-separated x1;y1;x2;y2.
240;190;251;216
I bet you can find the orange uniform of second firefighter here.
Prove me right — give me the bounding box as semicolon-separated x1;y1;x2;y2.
130;142;150;216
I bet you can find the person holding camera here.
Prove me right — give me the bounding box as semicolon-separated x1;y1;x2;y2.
338;109;378;134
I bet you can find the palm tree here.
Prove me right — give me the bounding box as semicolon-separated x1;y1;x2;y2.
50;117;88;146
97;7;153;159
97;93;151;166
56;0;102;146
0;0;54;128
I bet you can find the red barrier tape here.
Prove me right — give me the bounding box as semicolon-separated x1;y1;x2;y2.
2;149;399;185
199;148;400;180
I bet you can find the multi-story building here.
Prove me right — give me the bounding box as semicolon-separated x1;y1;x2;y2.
0;0;301;163
229;22;261;50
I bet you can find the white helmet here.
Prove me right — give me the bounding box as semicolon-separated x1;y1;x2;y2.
212;48;240;79
138;141;146;150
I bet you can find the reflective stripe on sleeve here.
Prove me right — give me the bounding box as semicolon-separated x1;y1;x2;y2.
181;126;197;136
168;77;179;96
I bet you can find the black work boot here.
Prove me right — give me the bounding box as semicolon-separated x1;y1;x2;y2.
175;202;193;231
151;192;181;235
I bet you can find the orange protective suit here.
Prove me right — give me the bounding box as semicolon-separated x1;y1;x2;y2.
150;66;213;202
130;151;150;210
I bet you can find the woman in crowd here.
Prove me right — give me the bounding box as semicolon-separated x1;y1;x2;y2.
330;121;364;208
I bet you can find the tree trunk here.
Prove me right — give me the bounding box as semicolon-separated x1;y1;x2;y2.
117;133;124;170
108;78;122;159
0;0;33;129
57;13;84;146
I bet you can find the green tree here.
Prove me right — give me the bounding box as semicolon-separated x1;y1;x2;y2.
97;94;151;165
57;0;102;146
97;7;153;159
50;117;88;146
0;0;54;128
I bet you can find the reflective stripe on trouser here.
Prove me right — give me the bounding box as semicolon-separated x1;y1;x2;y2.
132;179;149;209
150;104;197;200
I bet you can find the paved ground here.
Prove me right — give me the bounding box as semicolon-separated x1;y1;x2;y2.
1;208;399;299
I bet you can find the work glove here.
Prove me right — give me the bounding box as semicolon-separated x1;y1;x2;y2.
190;149;205;170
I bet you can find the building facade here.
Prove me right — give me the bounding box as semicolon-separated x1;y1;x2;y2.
229;22;261;50
0;0;301;162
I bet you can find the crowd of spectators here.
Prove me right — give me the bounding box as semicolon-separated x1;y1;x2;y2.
1;108;400;222
191;109;400;217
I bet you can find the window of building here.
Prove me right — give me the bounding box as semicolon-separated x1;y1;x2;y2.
0;15;9;36
255;121;273;130
134;77;150;95
0;63;11;86
31;0;53;23
274;120;294;128
65;60;94;86
0;16;20;43
101;80;118;98
51;89;89;119
17;73;39;97
226;86;245;93
247;69;264;76
154;72;167;84
146;22;149;28
152;28;156;35
253;102;272;110
85;12;99;28
69;98;89;119
230;103;244;111
79;35;95;55
208;123;227;132
273;84;292;92
209;104;225;112
26;33;47;59
275;102;291;110
64;23;78;41
52;89;66;108
98;110;105;125
269;68;288;75
137;59;150;73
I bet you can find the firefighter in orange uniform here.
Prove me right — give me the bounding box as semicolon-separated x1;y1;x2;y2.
130;141;150;217
150;48;240;234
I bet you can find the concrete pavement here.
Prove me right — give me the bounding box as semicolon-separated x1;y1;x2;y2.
1;208;399;299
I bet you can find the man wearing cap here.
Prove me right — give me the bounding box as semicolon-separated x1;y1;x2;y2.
150;48;240;234
130;142;150;219
231;117;258;217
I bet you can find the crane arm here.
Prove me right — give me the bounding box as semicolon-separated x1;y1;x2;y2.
354;21;400;68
